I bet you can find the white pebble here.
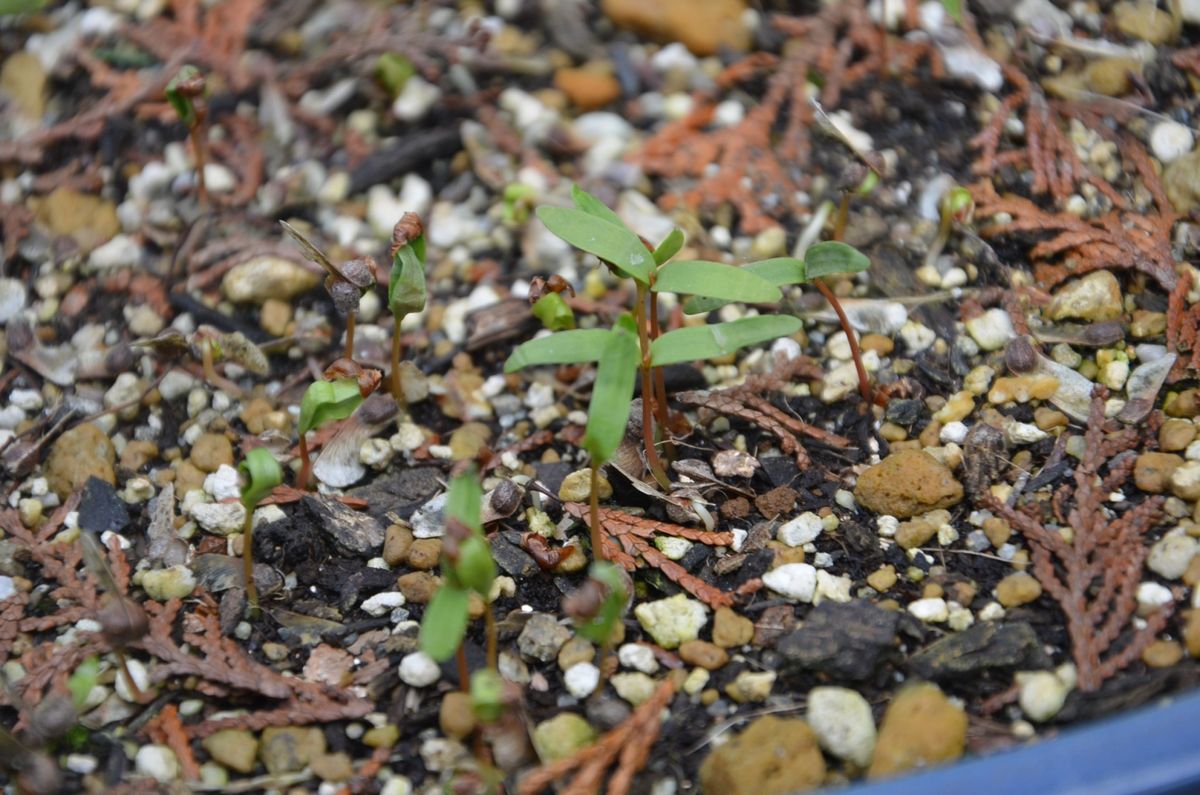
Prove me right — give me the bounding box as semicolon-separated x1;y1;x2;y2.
1136;581;1174;613
778;512;823;547
1016;669;1070;722
1147;534;1198;580
135;745;179;783
115;658;152;702
907;597;949;623
398;652;441;687
939;421;968;445
564;662;601;699
362;592;406;617
1150;120;1194;163
203;465;241;501
806;686;877;766
762;563;817;602
617;643;659;674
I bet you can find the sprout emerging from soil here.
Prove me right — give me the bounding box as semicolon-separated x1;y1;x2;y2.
387;212;428;408
165;64;209;208
296;375;367;490
80;533;149;703
239;446;282;617
281;220;378;361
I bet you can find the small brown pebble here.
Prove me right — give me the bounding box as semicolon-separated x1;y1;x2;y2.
119;440;159;472
1159;420;1197;453
405;538;443;570
867;565;897;592
1184;611;1200;657
700;688;719;706
260;299;293;338
918;421;942;448
896;516;939;550
1135;452;1184;494
383;524;414;567
557;636;595;671
439;692;477;740
190;432;234;473
720;497;751;519
1142;639;1183;669
1183;555;1200;587
982;517;1011;548
552;542;589;574
1166;389;1200;418
860;333;894;355
947;580;978;606
879;422;907;442
240;398;274;435
1033;407;1068;431
768;541;806;567
362;725;400;749
995;572;1042;607
397;572;440;604
1003;337;1037;373
922;583;944;599
310;752;353;783
755;486;797;520
553;67;621;110
174;460;207;497
712;607;754;648
678;640;729;670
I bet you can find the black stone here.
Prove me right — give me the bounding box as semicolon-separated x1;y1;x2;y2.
884;398;923;426
760;456;801;488
777;601;899;681
533;461;574;497
907;621;1050;680
491;539;540;579
348;468;442;523
78;476;129;535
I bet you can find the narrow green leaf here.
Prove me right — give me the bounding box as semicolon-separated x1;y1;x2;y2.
940;0;963;22
0;0;45;13
653;228;685;266
420;586;471;661
531;292;575;330
388;239;427;317
68;656;100;709
570;183;625;228
239;447;283;510
805;241;870;280
446;466;482;533
298;378;363;437
650;315;802;367
504;328;613;373
536;206;652;284
682;258;807;314
583;316;640;464
653;260;782;304
375;53;415;97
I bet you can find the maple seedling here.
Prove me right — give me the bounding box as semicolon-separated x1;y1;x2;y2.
165;64;209;208
387;213;428;408
79;532;149;704
281;220;378;361
296;376;366;490
924;185;975;271
517;184;802;488
239;446;283;617
529;274;576;331
420;466;499;678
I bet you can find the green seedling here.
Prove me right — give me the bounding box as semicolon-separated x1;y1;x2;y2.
387;213;428;407
375;52;416;97
501;182;538;225
239;446;283;617
165;64;209;207
420;466;499;679
564;560;629;691
529;274;576;331
134;326;269;399
296;376;365;490
281;220;377;361
923;185;974;272
66;656;101;711
517;184;802;488
79;532;149;703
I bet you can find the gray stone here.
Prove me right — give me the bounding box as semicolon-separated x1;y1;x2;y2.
304;495;384;556
778;601;899;680
907;621;1049;680
491;539;539;579
517;613;572;662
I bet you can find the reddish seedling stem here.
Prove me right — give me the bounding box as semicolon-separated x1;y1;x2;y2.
296;433;312;491
590;466;605;562
634;284;670;488
647;291;674;460
485;605;498;672
813;279;873;404
344;312;357;360
455;645;470;695
390;327;406;410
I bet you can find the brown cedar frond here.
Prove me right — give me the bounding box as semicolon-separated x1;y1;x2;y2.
145;704;200;781
987;392;1169;692
562;504;735;608
677;356;850;469
518;676;678;795
638;1;938;232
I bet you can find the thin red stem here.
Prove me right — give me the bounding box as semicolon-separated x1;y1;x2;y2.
296;434;312;491
814;279;873;404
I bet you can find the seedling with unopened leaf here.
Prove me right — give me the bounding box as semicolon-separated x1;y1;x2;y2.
281;220;378;361
295;375;367;490
238;447;283;617
165;64;209;208
387;213;428;407
419;465;500;680
79;532;149;703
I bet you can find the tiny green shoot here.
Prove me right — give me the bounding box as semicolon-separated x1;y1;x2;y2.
296;377;364;490
388;213;428;408
165;64;209;207
239;447;283;617
419;466;498;673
